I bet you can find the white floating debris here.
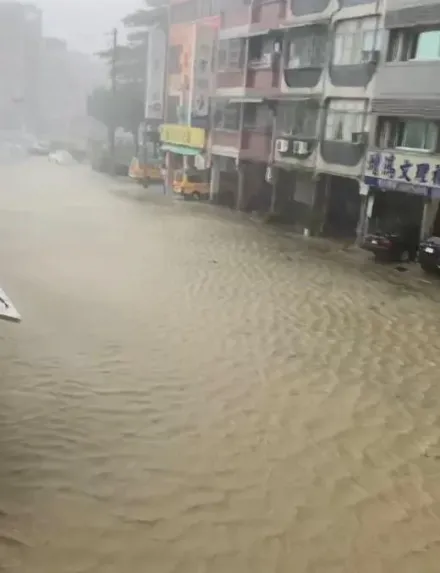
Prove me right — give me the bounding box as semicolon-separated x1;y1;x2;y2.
0;288;21;323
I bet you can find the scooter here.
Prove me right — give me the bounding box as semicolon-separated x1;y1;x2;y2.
0;288;21;323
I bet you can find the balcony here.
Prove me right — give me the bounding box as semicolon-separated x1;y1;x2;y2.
246;65;281;95
241;128;272;161
246;37;282;96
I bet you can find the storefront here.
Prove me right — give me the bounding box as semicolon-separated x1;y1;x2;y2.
159;124;208;193
363;150;440;239
323;176;362;239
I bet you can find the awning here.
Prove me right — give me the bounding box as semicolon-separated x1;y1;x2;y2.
161;144;201;155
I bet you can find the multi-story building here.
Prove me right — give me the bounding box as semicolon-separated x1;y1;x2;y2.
363;0;440;241
161;0;220;189
157;0;402;239
133;3;169;181
209;0;384;237
0;1;42;134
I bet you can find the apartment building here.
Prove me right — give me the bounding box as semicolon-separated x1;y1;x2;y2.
208;0;384;236
0;1;42;133
161;0;220;187
156;0;391;237
364;0;440;240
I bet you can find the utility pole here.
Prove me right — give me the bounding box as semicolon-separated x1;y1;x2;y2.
109;27;118;175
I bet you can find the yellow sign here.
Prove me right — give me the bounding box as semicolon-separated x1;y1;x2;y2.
160;124;205;149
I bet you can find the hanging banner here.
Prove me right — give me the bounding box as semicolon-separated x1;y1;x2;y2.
190;24;217;118
145;26;167;120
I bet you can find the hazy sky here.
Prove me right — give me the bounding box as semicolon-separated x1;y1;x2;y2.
35;0;143;53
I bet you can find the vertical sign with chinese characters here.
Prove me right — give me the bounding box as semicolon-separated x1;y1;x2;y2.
190;24;216;119
145;26;167;121
364;150;440;194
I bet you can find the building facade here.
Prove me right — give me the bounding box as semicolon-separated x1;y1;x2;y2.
205;0;385;237
160;0;220;189
363;0;440;241
158;0;440;242
0;1;42;134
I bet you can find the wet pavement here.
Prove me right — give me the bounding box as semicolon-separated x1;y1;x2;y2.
1;159;440;572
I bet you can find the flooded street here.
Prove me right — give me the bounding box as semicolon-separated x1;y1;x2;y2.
2;159;440;572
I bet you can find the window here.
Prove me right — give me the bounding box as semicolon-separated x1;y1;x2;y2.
386;27;440;62
376;117;439;151
168;45;182;74
400;120;437;149
243;103;272;131
276;101;318;138
249;36;274;65
217;39;244;70
287;34;326;68
213;102;240;130
333;17;381;65
324;99;367;142
415;30;440;60
377;117;438;151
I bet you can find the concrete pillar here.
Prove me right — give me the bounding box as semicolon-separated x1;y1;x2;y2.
355;183;370;245
164;151;173;195
209;156;220;202
269;167;278;214
236;162;245;210
420;194;439;240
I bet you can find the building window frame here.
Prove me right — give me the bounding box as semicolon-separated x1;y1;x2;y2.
287;33;327;69
376;117;439;152
332;16;382;66
213;102;241;130
217;38;245;70
324;99;368;143
243;103;273;133
387;27;440;62
276;101;318;138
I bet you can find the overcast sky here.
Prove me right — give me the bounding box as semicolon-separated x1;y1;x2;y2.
34;0;143;53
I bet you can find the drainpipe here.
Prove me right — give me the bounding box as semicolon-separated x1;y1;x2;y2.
355;0;383;244
236;36;250;210
267;98;278;214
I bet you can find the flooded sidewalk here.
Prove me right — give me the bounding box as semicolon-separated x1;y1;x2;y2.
1;161;440;573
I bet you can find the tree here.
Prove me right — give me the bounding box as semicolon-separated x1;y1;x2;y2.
88;1;169;146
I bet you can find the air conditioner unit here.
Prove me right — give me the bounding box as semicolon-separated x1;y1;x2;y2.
275;138;288;153
361;49;380;64
296;141;309;155
292;141;300;154
352;132;367;144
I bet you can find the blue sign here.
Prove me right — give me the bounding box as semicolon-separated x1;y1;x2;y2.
364;150;440;195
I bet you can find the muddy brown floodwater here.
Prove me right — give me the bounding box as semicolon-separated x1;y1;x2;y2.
2;160;440;572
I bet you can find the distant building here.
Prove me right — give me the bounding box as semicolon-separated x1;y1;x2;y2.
0;1;42;132
39;37;105;145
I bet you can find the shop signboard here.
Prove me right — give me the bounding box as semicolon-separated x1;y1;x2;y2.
363;149;440;196
190;24;216;118
160;124;206;149
145;26;167;120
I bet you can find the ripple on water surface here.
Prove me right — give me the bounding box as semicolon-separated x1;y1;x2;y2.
1;163;440;572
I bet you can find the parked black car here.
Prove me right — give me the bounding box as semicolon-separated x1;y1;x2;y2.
418;236;440;274
363;223;420;263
